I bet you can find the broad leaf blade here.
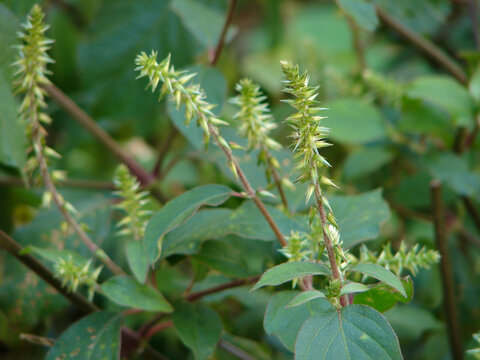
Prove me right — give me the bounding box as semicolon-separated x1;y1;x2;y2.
264;291;332;352
295;305;403;359
126;241;150;283
46;311;122;360
286;290;326;308
337;0;378;31
350;263;407;297
144;184;232;264
340;282;369;296
101;276;173;312
173;302;223;360
252;262;331;291
354;277;414;313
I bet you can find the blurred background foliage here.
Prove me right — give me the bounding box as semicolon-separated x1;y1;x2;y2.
1;0;480;359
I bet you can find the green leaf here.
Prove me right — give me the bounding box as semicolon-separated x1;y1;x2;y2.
162;202;305;259
173;302;223;360
340;282;370;296
252;262;331;291
126;241;150;283
101;276;173;312
171;0;229;48
343;146;393;180
286;290;326;308
330;189;391;248
354;277;414;313
324;98;387;145
264;291;332;352
295;305;402;359
25;245;90;266
46;311;122;360
350;263;407;297
427;153;480;197
194;240;255;278
406;75;474;126
144;184;232;264
337;0;379;32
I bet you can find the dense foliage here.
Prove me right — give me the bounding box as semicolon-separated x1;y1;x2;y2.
0;1;479;359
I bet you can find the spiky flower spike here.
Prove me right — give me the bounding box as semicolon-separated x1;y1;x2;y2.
113;164;152;241
135;52;229;148
231;79;292;209
13;4;55;182
54;255;102;301
281;60;347;306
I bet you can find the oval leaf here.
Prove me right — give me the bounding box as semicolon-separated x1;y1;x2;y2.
101;276;173;312
350;263;407;298
264;291;332;352
286;290;326;308
252;262;331;291
173;302;223;360
295;305;403;359
126;241;150;283
144;184;232;264
46;311;122;360
340;282;369;296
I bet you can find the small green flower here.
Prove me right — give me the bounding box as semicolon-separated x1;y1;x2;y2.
279;231;311;262
113;164;152;241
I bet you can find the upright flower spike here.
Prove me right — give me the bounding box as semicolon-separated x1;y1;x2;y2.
12;5;124;276
113;164;152;241
281;60;347;306
231;79;291;209
13;4;55;181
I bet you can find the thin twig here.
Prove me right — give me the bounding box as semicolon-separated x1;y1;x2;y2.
43;83;158;190
218;339;259;360
186;276;260;302
376;6;467;84
265;149;290;212
144;321;173;340
0;229;98;314
313;185;348;307
211;0;237;65
345;16;366;72
209;125;287;247
462;196;480;233
152;127;179;177
430;181;463;360
0;176;114;191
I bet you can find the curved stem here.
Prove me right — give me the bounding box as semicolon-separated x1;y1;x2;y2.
211;0;237;65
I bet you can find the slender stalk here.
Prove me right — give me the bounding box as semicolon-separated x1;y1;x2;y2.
345;16;366;72
211;0;237;65
152;126;178;177
42;83;158;189
144;321;173;340
209;125;287;247
466;0;480;49
218;339;259;360
376;6;467;84
430;181;463;360
186;275;260;302
265;148;290;212
0;176;114;190
313;185;348;307
0;229;98;313
33;128;124;275
462;196;480;233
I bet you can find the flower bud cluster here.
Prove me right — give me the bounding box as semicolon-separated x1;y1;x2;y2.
113;165;152;241
54;255;102;301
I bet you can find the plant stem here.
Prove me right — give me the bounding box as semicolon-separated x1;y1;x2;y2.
211;0;237;65
376;6;467;84
0;176;114;190
152;126;179;177
218;339;259;360
466;0;480;49
265;148;290;212
186;275;260;302
0;229;98;314
209;125;287;247
430;180;463;360
144;321;173;340
42;84;162;193
313;185;348;307
462;196;480;233
345;16;366;72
